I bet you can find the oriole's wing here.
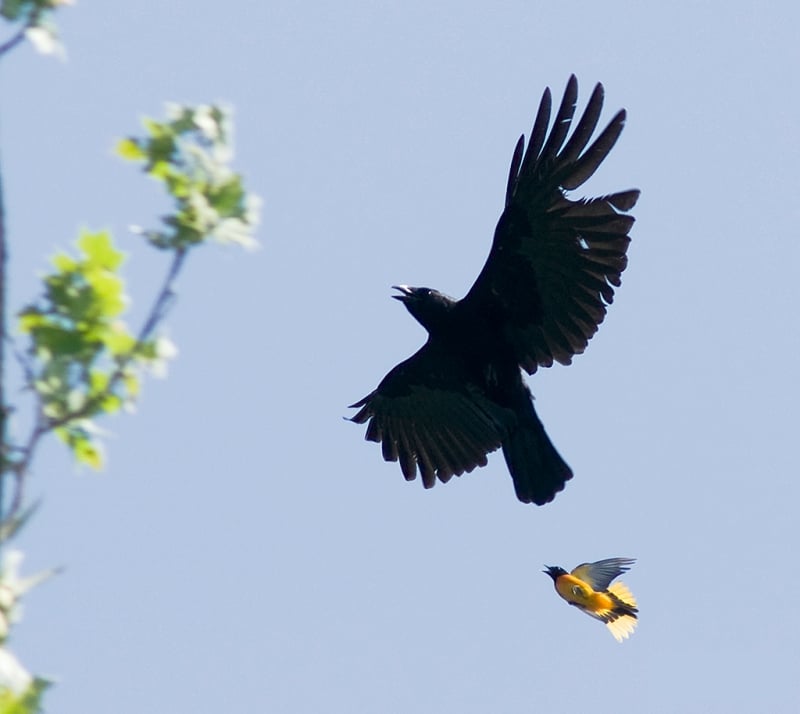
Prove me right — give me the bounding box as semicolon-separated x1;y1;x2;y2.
570;557;636;591
459;75;639;374
349;341;515;488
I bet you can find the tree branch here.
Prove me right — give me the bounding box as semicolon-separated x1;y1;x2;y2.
0;149;8;520
4;245;189;524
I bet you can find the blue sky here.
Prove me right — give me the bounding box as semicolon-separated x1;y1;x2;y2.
2;1;799;712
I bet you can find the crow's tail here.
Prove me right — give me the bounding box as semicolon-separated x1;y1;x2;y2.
501;407;572;505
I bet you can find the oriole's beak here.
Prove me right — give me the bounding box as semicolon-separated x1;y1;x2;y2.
543;566;559;581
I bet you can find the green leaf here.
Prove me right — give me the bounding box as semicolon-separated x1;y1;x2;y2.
17;310;44;334
209;176;244;217
102;327;136;357
134;339;158;360
27;325;88;357
56;426;104;470
50;252;75;272
146;133;177;171
98;392;122;414
77;229;125;271
83;269;125;317
88;369;109;393
122;370;140;399
73;438;103;470
115;137;145;161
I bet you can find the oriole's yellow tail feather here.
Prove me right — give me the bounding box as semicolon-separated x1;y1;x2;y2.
606;614;637;642
608;581;637;609
605;581;638;642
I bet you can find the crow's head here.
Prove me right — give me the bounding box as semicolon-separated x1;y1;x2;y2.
392;285;457;333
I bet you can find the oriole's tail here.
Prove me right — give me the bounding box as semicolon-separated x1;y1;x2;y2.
502;406;572;505
604;581;639;642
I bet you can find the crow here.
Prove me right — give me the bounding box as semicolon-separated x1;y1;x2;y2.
349;76;639;505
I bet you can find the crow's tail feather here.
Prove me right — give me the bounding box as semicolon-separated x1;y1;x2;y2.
502;410;572;505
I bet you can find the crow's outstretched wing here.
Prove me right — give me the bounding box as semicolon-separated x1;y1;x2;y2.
349;341;515;488
460;75;639;374
570;557;636;591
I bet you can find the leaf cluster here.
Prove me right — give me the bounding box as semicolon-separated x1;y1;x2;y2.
17;231;154;468
118;105;260;251
12;105;259;471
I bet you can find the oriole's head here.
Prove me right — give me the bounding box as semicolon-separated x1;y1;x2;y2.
543;565;567;582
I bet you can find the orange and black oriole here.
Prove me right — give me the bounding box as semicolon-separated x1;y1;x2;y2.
544;557;638;642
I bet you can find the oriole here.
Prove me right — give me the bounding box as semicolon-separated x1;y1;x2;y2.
544;558;638;642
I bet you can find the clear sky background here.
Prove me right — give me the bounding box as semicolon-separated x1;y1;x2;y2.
2;2;798;712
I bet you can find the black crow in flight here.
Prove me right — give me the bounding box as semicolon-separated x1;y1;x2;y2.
349;76;638;505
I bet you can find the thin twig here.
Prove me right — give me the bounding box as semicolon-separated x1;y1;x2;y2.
6;419;46;522
0;28;26;58
135;246;187;344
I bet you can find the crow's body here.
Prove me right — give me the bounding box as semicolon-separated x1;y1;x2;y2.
350;76;639;505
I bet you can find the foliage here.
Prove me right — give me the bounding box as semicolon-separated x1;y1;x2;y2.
12;102;259;479
18;230;145;469
0;5;261;709
118;104;260;251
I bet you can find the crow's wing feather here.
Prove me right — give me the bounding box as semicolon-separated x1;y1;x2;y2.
461;75;639;374
349;341;515;487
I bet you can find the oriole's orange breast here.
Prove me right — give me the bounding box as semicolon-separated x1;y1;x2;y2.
555;574;615;613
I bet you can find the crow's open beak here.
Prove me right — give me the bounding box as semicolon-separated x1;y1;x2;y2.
391;285;413;301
